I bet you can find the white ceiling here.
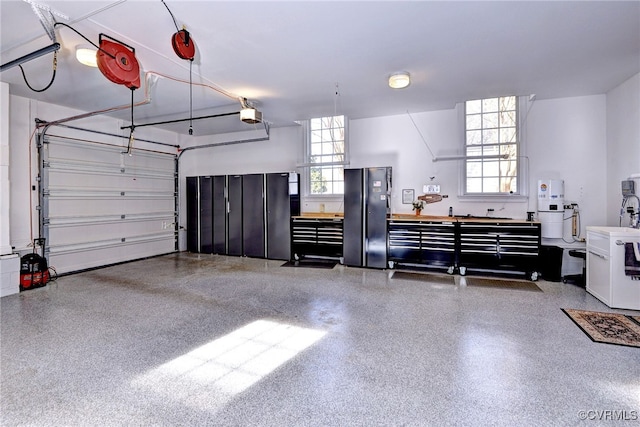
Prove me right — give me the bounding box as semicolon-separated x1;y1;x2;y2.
1;0;639;136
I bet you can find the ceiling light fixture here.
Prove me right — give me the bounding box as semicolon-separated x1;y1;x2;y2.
388;71;410;89
75;45;98;67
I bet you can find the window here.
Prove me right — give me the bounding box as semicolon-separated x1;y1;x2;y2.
464;96;519;195
306;115;346;195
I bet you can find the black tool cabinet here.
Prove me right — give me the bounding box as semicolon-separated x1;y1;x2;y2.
457;221;541;280
387;219;457;273
186;173;299;260
291;217;343;261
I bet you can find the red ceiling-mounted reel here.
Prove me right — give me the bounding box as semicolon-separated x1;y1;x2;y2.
97;33;141;90
171;29;196;61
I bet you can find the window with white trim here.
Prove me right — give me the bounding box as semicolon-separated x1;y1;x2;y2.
306;115;346;195
464;96;520;195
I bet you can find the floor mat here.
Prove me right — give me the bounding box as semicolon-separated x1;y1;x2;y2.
391;271;455;285
281;260;337;269
562;309;640;348
464;277;542;292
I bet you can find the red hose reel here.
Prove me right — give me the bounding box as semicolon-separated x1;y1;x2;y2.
171;29;196;61
97;33;141;90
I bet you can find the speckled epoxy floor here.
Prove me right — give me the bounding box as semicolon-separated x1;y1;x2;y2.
1;252;639;426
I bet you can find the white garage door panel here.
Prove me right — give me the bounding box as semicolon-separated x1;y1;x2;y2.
48;221;174;245
48;199;174;217
49;239;176;274
42;134;177;274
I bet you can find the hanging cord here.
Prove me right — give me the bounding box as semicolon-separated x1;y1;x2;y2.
161;0;181;33
126;89;135;155
18;50;57;92
53;22;116;60
19;21;115;93
189;58;193;135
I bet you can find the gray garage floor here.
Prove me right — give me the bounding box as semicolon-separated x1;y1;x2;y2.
1;252;639;426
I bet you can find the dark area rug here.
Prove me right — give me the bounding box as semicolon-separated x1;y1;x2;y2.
464;277;542;292
281;260;337;269
391;271;455;285
562;309;640;348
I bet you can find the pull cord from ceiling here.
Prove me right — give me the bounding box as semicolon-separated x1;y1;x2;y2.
126;89;136;155
162;0;196;135
189;57;193;135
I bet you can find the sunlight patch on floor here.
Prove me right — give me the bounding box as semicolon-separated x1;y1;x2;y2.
131;319;326;411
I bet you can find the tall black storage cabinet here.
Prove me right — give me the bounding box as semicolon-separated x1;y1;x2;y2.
266;173;300;260
243;174;266;258
199;176;213;253
186;176;199;253
343;169;364;266
227;175;243;256
343;167;392;269
212;175;227;254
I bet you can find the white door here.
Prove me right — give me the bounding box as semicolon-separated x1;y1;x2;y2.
41;133;177;274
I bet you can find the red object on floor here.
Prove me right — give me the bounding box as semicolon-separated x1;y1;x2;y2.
20;270;50;291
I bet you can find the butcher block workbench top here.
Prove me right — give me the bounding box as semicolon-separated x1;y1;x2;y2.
292;212;344;219
293;212;537;224
390;214;538;224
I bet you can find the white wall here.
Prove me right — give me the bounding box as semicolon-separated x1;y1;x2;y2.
526;95;608;237
606;73;640;226
1;82;11;255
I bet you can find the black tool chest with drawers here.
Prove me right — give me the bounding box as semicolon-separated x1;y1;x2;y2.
291;217;344;261
387;220;457;273
387;218;541;279
456;221;541;280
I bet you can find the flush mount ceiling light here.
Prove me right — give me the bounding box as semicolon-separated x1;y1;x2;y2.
75;45;98;67
388;71;410;89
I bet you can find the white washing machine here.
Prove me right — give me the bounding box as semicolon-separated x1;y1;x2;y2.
586;226;640;310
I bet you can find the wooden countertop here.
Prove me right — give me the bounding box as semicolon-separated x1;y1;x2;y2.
293;212;344;219
294;212;538;224
390;214;539;224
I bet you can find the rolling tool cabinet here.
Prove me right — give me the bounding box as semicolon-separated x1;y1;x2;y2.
387;219;457;273
457;221;541;280
291;217;344;261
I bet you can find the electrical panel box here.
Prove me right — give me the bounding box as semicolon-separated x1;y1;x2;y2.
622;180;635;196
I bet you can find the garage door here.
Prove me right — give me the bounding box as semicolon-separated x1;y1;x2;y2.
40;131;177;274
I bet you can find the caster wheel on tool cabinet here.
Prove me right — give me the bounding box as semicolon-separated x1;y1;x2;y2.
294;253;300;261
459;266;467;276
530;271;539;281
388;261;395;269
447;266;454;275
